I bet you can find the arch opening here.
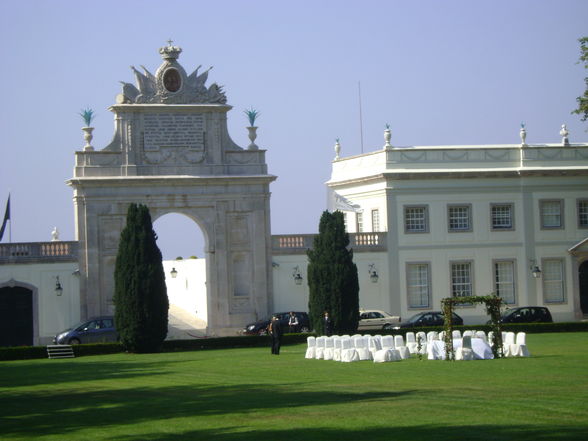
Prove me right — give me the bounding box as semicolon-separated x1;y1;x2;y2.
153;212;209;337
580;261;588;315
0;286;33;346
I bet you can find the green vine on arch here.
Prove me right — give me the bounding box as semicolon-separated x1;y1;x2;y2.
441;294;504;361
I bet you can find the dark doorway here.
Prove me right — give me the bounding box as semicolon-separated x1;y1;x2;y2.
580;261;588;315
0;287;33;346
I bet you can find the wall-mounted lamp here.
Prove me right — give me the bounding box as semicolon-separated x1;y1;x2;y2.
55;276;63;296
530;259;542;278
368;263;379;283
170;267;178;278
293;266;303;285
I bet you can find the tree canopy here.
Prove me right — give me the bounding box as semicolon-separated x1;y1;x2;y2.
573;36;588;122
307;210;359;334
113;203;169;352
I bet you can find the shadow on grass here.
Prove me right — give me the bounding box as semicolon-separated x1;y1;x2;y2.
0;359;182;388
0;385;414;438
114;425;588;441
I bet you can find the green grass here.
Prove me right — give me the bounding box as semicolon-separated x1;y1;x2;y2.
1;333;587;440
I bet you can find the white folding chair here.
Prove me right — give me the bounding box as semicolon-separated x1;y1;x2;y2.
341;337;359;362
511;332;530;357
355;335;371;360
455;335;474;361
475;330;487;342
415;331;427;355
502;332;516;357
405;332;418;354
368;335;381;359
305;336;316;359
324;336;335;360
394;335;410;359
333;336;343;361
315;336;326;360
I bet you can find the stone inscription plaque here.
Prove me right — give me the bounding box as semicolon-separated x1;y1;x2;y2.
144;113;204;150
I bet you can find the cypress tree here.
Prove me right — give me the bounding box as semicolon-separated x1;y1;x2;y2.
307;210;359;334
113;203;169;352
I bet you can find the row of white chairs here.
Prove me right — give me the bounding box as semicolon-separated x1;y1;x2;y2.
305;330;529;362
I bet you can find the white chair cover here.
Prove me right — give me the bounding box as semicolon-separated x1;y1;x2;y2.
503;332;516;357
333;336;342;361
381;335;395;349
439;331;446;341
510;332;530;357
368;335;382;359
373;348;402;363
355;335;372;360
427;331;439;342
455;335;474;361
488;331;494;346
324;336;335;360
475;331;487;342
462;330;474;338
452;330;461;339
315;336;326;360
340;337;359;362
305;336;316;359
416;332;428;355
394;335;410;359
406;332;418;354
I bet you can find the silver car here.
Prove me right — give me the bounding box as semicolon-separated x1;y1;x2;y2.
53;316;118;344
358;310;401;331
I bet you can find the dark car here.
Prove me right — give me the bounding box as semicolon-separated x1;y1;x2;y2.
396;311;464;329
53;316;118;344
491;306;553;324
241;312;310;335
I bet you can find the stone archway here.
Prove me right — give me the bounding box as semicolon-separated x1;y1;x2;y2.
68;44;275;335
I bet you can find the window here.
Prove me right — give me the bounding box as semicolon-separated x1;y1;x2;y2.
491;203;514;230
356;212;364;233
542;259;565;303
578;199;588;228
448;204;472;232
404;205;428;233
494;260;515;304
406;263;430;308
451;262;472;298
540;200;563;229
371;209;380;232
343;213;348;232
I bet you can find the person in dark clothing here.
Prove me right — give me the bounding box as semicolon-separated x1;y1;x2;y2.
288;311;299;333
269;316;283;355
323;311;333;336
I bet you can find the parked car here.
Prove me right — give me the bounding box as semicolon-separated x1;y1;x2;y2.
489;306;553;324
241;312;310;335
358;310;401;330
395;311;464;329
53;316;118;344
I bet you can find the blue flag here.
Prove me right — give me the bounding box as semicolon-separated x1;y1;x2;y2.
0;194;10;242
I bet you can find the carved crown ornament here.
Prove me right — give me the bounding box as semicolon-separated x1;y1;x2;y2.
116;41;227;105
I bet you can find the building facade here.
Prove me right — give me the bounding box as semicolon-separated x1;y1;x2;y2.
322;136;588;323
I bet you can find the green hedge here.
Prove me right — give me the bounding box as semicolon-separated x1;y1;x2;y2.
0;333;311;361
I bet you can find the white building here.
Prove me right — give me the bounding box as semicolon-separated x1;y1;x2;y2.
315;133;588;323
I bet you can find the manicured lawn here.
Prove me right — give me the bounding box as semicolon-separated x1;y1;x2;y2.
1;333;587;440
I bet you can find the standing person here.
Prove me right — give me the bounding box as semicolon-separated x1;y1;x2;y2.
288;311;299;333
323;311;333;336
269;316;283;355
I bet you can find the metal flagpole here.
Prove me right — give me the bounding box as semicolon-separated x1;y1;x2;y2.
358;81;364;154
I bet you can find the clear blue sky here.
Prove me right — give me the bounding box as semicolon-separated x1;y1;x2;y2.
1;1;587;259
